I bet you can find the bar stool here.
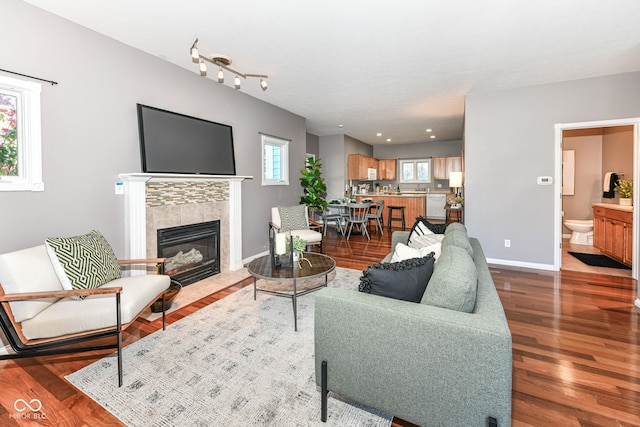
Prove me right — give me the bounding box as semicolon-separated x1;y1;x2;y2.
387;205;406;231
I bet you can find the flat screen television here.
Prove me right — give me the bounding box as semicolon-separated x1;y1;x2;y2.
137;104;236;175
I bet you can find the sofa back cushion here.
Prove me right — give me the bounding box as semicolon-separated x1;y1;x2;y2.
0;245;64;322
441;229;474;258
421;244;478;313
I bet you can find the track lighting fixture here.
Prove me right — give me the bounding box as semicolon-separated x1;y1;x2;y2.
189;38;269;91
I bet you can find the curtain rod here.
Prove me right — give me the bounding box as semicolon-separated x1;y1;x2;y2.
0;68;58;85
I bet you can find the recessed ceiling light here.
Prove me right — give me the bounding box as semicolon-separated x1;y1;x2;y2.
376;133;382;137
386;138;392;142
430;135;436;139
426;128;432;132
338;124;344;128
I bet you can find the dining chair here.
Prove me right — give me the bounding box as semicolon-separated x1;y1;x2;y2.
323;205;346;236
345;203;371;240
366;199;385;236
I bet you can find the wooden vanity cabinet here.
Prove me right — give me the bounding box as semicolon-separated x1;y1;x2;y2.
593;205;633;266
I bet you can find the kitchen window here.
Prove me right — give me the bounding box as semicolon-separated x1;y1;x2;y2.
399;158;432;183
0;75;43;191
261;134;289;186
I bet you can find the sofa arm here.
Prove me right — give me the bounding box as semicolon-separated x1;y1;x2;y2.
314;288;512;426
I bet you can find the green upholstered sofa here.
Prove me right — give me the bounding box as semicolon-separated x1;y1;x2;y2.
314;230;512;426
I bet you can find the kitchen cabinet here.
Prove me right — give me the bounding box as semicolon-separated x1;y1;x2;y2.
433;156;462;180
593;205;633;266
378;159;396;180
348;154;379;180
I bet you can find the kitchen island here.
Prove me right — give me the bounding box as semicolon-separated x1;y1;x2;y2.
355;193;450;225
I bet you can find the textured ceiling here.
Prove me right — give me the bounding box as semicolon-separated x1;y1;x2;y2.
21;0;640;145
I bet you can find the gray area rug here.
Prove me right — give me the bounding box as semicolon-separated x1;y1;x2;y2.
66;267;392;426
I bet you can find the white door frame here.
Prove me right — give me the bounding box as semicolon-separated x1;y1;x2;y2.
554;118;640;307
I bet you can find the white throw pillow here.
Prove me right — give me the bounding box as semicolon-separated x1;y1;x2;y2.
391;242;442;262
408;233;444;250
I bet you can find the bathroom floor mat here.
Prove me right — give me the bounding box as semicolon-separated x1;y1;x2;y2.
568;252;631;270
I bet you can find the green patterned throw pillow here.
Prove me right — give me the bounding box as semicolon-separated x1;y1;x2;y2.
45;230;121;299
278;205;309;231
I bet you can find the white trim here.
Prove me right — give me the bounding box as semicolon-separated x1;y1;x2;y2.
119;173;251;274
261;134;289;186
0;75;43;192
554;118;639;292
486;258;556;271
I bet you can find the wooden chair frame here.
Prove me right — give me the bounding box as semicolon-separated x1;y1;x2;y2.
0;258;168;387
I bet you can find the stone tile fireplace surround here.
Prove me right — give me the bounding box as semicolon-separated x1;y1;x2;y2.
119;173;250;276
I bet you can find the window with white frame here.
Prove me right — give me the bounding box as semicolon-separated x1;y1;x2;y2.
261;134;289;186
399;158;432;183
0;75;43;191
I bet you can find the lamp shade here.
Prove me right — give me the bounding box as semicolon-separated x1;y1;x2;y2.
449;171;463;188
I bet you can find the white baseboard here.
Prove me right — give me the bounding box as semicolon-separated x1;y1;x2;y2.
243;250;269;266
486;257;557;271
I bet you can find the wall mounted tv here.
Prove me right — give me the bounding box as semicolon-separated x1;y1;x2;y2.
137;103;236;175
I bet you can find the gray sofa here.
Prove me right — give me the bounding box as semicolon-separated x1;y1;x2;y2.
314;229;512;426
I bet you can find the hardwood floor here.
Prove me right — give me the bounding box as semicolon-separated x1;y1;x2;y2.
1;224;639;426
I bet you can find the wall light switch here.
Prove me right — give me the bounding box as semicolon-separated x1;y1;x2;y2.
437;184;442;188
114;181;124;195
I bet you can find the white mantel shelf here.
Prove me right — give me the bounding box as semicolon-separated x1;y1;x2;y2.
119;173;252;182
118;173;252;275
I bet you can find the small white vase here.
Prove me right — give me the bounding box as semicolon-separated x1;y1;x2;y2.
292;252;300;262
620;198;632;206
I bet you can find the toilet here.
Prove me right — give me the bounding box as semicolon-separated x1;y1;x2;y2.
564;219;594;245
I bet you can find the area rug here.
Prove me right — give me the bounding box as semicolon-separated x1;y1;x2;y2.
66;267;392;426
568;252;631;270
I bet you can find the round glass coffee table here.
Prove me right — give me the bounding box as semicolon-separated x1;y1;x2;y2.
247;252;336;331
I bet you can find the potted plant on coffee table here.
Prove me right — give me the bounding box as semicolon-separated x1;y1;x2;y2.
615;179;633;206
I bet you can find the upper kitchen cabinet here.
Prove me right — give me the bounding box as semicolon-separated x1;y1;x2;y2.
378;159;396;180
433;156;462;180
348;154;379;180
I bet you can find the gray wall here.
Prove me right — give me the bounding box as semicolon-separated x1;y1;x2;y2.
319;135;346;200
465;71;640;266
562;134;602;227
306;132;320;158
2;0;306;259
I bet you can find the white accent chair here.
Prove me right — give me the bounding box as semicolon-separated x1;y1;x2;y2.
0;244;170;387
270;206;323;252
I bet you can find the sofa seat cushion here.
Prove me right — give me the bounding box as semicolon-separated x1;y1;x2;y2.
421;245;477;313
20;274;170;340
0;245;64;322
45;230;122;298
359;255;435;302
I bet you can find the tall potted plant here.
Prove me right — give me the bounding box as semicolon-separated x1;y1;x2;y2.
300;157;328;220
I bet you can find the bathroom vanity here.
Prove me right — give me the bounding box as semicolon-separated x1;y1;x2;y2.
593;203;633;266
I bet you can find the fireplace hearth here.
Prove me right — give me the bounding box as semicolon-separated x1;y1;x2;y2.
157;220;220;286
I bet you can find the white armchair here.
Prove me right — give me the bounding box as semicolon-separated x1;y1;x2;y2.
270;205;323;252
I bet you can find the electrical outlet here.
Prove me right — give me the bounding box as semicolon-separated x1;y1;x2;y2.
504;239;511;248
437;184;442;188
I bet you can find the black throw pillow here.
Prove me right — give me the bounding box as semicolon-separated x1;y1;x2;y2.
408;216;447;238
358;254;435;302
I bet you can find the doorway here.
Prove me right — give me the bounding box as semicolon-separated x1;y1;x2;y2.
554;118;639;286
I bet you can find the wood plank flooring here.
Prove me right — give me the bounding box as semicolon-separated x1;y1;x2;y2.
1;224;639;426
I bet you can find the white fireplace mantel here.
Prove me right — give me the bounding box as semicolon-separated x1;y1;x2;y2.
119;173;251;274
